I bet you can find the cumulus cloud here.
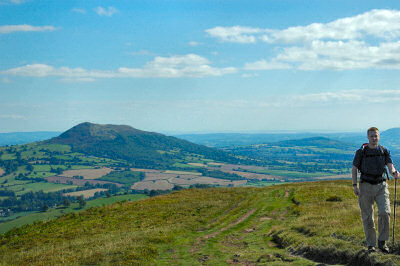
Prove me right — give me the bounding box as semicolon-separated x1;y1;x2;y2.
1;54;237;81
208;9;400;71
95;6;118;17
275;40;400;70
207;10;400;44
206;26;266;43
0;25;57;34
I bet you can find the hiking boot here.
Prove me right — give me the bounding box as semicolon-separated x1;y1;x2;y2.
378;241;390;254
368;246;376;253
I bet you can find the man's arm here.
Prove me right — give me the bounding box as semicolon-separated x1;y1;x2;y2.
352;165;360;196
387;163;400;179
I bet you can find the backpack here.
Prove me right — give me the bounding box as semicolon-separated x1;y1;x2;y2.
359;143;390;179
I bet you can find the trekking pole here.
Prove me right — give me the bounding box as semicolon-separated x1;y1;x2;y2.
393;177;397;249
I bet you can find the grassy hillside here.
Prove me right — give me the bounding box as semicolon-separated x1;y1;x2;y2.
1;180;400;265
0;194;147;234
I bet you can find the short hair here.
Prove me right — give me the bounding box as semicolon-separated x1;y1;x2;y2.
367;127;379;135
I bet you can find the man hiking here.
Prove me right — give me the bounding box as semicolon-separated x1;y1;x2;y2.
352;127;399;253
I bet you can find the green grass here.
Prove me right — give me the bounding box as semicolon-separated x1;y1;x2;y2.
243;180;284;187
8;182;77;195
0;194;148;235
0;211;37;223
0;153;16;160
251;169;332;178
2;181;399;265
37;144;71;153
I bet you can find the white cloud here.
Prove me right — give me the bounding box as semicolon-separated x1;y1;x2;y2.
209;9;400;71
2;77;11;83
0;25;57;34
207;10;400;44
276;40;400;70
1;54;237;80
206;26;265;43
72;8;86;14
119;54;237;78
95;6;118;17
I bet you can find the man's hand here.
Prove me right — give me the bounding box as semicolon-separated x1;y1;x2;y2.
353;186;360;196
393;170;400;179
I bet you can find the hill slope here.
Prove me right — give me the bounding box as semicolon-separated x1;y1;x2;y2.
1;180;399;265
46;122;237;168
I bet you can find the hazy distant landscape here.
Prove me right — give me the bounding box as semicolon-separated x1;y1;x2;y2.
2;122;400;238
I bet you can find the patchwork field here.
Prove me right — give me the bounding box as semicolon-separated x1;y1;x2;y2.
132;170;247;190
132;180;174;190
3;181;77;195
64;188;108;199
164;170;202;176
130;168;162;173
60;167;113;179
45;176;123;187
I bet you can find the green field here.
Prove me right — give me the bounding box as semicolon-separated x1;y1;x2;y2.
251;168;332;178
1;181;400;265
5;182;77;195
0;194;148;234
98;171;143;185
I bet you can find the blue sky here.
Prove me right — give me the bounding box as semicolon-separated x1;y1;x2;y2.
1;0;400;133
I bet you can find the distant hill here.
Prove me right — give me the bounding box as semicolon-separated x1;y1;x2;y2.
176;129;400;152
0;131;60;146
175;132;365;148
274;136;356;150
46;122;236;168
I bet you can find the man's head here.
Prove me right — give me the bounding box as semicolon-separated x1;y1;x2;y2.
367;127;380;146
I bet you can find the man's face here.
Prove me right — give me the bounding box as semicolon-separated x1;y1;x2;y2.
368;130;380;145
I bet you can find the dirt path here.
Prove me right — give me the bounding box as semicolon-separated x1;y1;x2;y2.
284;190;289;198
191;209;256;253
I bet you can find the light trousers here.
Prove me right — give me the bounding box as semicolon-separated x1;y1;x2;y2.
358;181;391;247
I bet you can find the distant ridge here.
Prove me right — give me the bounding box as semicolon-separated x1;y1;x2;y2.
274;136;355;149
46;122;235;168
0;131;60;146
